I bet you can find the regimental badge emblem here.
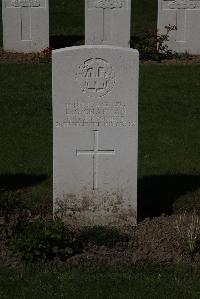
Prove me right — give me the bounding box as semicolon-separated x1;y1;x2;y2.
168;0;197;9
11;0;40;7
94;0;126;9
76;58;116;98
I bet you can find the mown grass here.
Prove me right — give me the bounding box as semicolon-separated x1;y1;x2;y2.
0;64;52;209
139;64;200;176
0;0;200;296
0;64;200;214
139;64;200;215
0;264;200;299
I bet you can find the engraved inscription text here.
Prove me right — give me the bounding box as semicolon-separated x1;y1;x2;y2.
56;101;136;128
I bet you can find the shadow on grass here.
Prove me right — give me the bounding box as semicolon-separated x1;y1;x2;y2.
50;35;139;50
1;173;199;222
138;174;200;221
0;174;48;192
50;35;84;49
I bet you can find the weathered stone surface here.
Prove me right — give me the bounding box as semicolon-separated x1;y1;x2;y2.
53;45;139;229
85;0;131;47
158;0;200;54
2;0;49;53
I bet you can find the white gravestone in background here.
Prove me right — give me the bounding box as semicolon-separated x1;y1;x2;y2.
85;0;131;47
2;0;49;53
53;46;139;228
158;0;200;54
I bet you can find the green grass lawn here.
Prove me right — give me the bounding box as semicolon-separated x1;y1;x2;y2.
0;0;200;296
139;64;200;176
0;264;200;299
0;64;52;211
139;64;200;215
0;64;200;215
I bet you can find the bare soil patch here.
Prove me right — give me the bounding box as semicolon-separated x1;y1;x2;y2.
1;214;199;267
0;48;45;64
142;55;200;65
66;215;200;266
1;47;200;65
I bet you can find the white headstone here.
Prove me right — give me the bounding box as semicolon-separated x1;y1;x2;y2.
53;45;138;229
2;0;49;53
85;0;131;47
158;0;200;54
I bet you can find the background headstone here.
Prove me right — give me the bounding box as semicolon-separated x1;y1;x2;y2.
53;45;138;228
158;0;200;54
85;0;131;47
2;0;49;53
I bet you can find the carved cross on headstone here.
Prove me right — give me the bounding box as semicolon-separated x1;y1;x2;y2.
88;0;127;42
163;0;200;42
76;130;115;190
5;0;44;41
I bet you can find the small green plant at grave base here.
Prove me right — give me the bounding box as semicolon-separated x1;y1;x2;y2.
175;211;200;256
39;47;53;63
9;219;83;263
0;190;31;240
174;51;192;60
131;25;176;62
77;226;130;248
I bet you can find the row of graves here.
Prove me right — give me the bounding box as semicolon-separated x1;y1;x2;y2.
2;0;200;54
1;0;200;229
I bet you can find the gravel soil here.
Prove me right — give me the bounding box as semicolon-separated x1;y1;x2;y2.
66;215;200;266
1;47;200;65
1;214;199;267
0;48;46;64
